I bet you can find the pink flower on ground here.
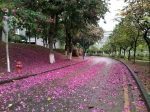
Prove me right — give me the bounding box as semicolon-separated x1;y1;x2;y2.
36;98;41;102
2;7;7;12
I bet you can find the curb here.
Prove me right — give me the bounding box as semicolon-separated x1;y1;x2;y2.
118;59;150;111
0;59;88;85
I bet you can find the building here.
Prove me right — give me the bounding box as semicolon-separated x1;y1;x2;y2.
99;31;112;48
27;37;61;49
2;19;60;48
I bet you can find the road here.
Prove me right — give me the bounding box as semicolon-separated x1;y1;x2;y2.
0;57;148;112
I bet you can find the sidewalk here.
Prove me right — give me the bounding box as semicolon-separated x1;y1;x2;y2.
0;54;87;84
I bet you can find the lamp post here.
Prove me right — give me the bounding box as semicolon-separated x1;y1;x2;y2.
5;33;10;72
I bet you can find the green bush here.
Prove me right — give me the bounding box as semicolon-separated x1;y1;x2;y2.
142;57;149;61
117;54;125;59
137;53;144;57
136;56;143;60
111;55;116;58
9;34;27;43
86;52;93;56
103;54;109;57
97;51;103;54
145;53;149;57
104;50;109;54
98;53;103;56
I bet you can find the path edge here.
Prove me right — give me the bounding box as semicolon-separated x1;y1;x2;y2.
0;59;88;85
117;59;150;111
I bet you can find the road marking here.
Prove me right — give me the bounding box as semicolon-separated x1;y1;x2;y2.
123;75;130;112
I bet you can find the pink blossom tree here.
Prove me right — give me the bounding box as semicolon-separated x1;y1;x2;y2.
1;0;110;64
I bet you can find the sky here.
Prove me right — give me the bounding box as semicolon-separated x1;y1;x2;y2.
98;0;126;31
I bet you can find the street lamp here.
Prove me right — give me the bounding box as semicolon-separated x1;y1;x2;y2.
5;32;10;72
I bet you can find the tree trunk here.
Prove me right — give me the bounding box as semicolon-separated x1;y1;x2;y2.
49;33;55;64
128;48;132;61
53;42;56;49
43;38;45;47
119;47;121;56
143;29;150;66
34;30;37;44
114;47;117;56
28;27;31;44
46;38;48;48
0;26;2;41
68;31;73;60
48;14;59;63
128;50;131;61
133;31;139;63
123;49;126;58
65;44;68;57
65;27;68;58
0;19;3;41
133;40;137;63
148;45;150;67
48;17;55;64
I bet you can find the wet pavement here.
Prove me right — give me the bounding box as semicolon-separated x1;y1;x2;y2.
0;57;148;112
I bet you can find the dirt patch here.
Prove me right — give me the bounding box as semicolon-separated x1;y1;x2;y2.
120;59;150;95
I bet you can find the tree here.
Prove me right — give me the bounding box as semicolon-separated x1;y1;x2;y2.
122;0;150;63
1;0;109;64
73;24;104;53
61;0;109;59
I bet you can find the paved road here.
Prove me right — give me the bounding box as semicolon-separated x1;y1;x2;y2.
0;57;148;112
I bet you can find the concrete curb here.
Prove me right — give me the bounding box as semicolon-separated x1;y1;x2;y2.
118;59;150;111
0;59;88;85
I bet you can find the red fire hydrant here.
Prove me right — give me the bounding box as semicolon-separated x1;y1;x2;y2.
16;61;23;74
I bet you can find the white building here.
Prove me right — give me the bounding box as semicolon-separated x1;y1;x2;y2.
27;37;60;49
99;31;112;48
2;19;60;48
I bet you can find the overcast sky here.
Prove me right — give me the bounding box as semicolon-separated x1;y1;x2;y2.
98;0;126;31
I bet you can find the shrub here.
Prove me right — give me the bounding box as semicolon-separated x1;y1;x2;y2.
145;53;149;57
9;34;27;43
136;56;143;60
117;54;125;59
137;53;144;57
